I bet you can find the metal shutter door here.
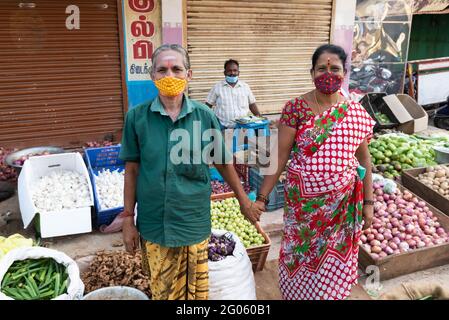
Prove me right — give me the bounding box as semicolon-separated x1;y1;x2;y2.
187;0;333;114
0;0;124;147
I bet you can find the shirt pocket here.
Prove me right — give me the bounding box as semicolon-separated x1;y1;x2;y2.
233;91;248;108
174;163;208;183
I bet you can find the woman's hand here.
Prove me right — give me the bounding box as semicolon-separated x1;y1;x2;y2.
122;217;140;253
254;200;266;213
240;198;263;224
362;204;374;230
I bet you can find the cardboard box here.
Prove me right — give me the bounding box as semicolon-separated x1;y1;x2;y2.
383;94;428;134
18;152;93;238
360;92;400;131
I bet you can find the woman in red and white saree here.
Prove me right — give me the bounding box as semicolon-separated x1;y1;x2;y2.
255;45;376;300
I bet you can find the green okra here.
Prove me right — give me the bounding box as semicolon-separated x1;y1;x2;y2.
58;279;68;296
54;273;61;298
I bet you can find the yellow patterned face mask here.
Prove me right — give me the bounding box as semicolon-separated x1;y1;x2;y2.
154;77;187;97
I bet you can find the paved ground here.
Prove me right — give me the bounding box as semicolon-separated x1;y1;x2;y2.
1;192;449;300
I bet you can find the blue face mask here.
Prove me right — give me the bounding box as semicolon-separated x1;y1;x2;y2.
225;75;238;84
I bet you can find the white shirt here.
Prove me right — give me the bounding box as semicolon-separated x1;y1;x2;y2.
206;80;256;128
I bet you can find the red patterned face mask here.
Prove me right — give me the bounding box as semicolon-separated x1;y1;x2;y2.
314;72;343;95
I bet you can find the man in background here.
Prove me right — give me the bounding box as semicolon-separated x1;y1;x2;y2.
206;59;262;129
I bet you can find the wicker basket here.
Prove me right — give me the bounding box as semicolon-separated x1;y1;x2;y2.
211;193;271;272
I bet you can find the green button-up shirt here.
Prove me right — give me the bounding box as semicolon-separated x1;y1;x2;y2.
119;95;231;247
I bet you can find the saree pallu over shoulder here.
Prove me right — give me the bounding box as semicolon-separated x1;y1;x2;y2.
285;99;376;198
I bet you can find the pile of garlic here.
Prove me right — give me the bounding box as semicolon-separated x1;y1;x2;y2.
94;169;124;210
32;170;92;212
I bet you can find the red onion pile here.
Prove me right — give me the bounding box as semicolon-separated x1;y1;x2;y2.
0;147;18;182
211;180;250;195
84;140;114;148
361;182;449;260
12;150;52;167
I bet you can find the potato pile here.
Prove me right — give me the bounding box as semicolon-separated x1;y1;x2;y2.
417;165;449;198
81;250;151;298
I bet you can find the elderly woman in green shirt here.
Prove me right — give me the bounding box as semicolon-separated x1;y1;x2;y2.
119;44;261;300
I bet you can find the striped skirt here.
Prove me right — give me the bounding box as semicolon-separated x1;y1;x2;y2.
141;238;209;300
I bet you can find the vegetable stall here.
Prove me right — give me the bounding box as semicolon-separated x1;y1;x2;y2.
2;125;449;299
358;175;449;280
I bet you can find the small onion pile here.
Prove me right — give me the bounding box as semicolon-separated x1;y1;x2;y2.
12;150;52;167
417;165;449;199
211;180;250;195
0;147;18;182
361;182;449;260
208;233;236;261
84;140;114;148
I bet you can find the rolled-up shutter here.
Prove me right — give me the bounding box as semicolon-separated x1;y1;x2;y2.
187;0;333;114
0;0;124;147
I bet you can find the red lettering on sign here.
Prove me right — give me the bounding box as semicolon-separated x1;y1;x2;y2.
133;40;153;59
128;0;154;13
131;16;155;37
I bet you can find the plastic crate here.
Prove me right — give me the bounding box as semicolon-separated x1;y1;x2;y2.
209;161;248;182
84;145;124;169
235;119;270;130
233;120;271;153
249;167;285;211
84;146;124;227
209;167;224;182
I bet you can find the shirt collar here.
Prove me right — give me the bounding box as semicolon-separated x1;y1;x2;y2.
150;94;195;120
222;79;242;88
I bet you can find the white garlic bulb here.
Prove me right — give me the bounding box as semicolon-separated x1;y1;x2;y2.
32;169;92;212
94;169;124;210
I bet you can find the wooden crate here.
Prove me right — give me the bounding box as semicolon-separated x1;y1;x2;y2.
211;193;271;272
211;191;235;201
401;165;449;217
358;184;449;281
247;222;271;272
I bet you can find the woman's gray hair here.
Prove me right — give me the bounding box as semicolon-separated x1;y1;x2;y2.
150;44;191;74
